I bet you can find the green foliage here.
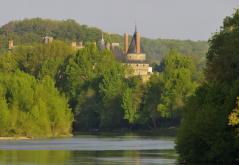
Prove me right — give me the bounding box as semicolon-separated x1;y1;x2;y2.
141;51;198;128
99;62;127;129
176;83;239;163
0;52;18;72
0;41;74;79
0;18;102;46
0;71;73;137
57;45;128;130
141;74;162;127
141;38;208;64
206;10;239;83
122;88;138;124
158;50;197;118
176;9;239;163
0;18;205;134
0;18;208;66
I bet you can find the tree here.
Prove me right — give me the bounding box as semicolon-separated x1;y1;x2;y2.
0;71;73;137
158;50;197;118
141;74;162;128
57;44;128;130
176;9;239;163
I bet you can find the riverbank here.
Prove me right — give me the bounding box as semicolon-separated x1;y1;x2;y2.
0;137;31;140
74;127;178;137
0;134;73;140
0;128;177;140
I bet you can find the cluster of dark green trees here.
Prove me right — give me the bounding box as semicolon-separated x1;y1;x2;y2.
176;9;239;163
56;45;199;131
0;41;74;137
0;18;205;136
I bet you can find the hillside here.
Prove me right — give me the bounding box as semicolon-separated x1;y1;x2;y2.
0;18;208;63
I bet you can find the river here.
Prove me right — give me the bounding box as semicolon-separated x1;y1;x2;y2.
0;134;177;165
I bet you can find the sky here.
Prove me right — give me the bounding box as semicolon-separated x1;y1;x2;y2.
0;0;238;41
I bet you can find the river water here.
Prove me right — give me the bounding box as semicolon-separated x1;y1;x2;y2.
0;134;177;165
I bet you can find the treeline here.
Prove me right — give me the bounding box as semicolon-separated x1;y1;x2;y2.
0;72;72;137
0;41;74;137
0;18;208;63
0;38;200;136
176;9;239;163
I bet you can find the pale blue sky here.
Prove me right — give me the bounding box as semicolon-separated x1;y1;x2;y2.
0;0;238;40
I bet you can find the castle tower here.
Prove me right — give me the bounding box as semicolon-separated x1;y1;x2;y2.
123;26;152;82
126;26;145;62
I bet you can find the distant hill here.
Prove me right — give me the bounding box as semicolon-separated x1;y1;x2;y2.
0;18;208;63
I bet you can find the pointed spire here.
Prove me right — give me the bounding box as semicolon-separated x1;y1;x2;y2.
135;24;137;33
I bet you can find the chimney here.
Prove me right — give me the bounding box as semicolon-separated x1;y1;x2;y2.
124;33;128;54
8;40;14;50
136;32;140;54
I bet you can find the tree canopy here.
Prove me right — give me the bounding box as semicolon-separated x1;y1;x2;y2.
0;71;73;137
176;9;239;163
0;18;208;64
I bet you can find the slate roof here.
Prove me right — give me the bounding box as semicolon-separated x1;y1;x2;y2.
127;28;144;54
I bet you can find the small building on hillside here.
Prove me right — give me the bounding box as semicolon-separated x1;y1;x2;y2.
71;41;85;50
43;36;53;44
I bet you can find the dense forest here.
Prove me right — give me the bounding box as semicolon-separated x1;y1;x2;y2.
0;41;199;135
0;17;205;137
176;9;239;163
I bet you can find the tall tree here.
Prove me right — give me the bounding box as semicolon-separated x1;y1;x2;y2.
176;9;239;163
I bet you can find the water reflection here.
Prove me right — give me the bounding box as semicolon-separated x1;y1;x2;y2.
0;135;177;165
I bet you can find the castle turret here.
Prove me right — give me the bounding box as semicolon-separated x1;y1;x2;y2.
123;26;152;82
125;26;145;62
